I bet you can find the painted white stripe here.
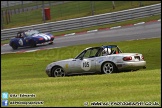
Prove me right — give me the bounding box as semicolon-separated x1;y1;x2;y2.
110;26;121;29
134;22;145;25
158;19;161;21
64;33;75;36
25;49;39;52
39;33;48;40
44;34;51;40
87;29;98;33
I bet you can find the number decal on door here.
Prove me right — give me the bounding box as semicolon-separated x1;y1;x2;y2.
81;59;91;71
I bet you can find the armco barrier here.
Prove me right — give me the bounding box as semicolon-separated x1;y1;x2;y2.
1;3;161;40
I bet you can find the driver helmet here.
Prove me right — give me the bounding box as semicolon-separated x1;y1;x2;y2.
102;48;111;56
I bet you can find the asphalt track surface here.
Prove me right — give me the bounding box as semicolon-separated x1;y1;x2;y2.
1;21;161;54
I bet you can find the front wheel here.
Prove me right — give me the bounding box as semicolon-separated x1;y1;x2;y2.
11;42;18;50
101;62;117;74
51;66;65;77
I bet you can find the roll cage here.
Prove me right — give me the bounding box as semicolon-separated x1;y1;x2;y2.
15;30;39;38
75;45;122;59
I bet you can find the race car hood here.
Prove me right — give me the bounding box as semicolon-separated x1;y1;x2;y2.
46;58;73;69
32;33;52;40
53;58;74;64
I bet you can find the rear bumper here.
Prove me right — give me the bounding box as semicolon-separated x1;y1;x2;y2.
116;61;146;70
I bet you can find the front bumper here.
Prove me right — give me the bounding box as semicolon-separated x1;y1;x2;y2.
116;61;146;70
46;68;52;77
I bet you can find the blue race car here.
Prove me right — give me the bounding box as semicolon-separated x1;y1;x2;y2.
9;30;55;50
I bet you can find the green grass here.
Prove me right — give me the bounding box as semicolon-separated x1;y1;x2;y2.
1;38;161;107
2;1;160;29
2;69;161;107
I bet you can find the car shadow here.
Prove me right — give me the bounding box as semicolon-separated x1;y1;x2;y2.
15;43;54;50
65;70;140;77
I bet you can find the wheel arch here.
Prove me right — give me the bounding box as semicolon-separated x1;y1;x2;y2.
51;65;65;76
101;61;118;73
10;41;19;49
10;40;18;46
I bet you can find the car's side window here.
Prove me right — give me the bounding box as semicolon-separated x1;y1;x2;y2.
89;49;98;58
75;51;85;59
75;48;100;59
84;50;91;58
83;49;98;58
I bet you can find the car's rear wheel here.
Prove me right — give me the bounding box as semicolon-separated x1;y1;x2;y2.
51;66;65;77
30;40;36;47
101;62;117;74
11;42;18;50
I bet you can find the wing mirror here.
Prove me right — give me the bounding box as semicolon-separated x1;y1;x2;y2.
79;57;83;60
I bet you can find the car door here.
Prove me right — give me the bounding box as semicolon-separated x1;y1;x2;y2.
69;48;98;73
69;57;96;73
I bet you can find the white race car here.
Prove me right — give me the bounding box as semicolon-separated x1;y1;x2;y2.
45;45;146;77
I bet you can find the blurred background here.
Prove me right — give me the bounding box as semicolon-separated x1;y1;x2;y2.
1;1;160;29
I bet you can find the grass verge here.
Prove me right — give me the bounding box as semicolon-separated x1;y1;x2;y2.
1;38;161;107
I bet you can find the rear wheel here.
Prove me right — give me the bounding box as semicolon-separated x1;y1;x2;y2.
30;40;36;47
101;62;117;74
11;42;18;50
51;66;65;77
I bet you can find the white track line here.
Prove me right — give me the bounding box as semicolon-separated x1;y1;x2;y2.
110;26;121;29
134;22;145;25
87;29;98;33
64;33;75;36
22;49;38;53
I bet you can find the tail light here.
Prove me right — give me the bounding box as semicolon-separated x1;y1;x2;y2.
123;56;132;61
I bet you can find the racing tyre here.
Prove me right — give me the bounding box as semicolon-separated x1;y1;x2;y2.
11;42;18;50
30;40;36;47
51;66;65;77
101;62;117;74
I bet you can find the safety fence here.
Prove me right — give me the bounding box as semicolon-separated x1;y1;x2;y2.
1;3;161;40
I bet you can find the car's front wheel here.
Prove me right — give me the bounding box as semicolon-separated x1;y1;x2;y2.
101;62;117;74
51;66;65;77
11;42;18;50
